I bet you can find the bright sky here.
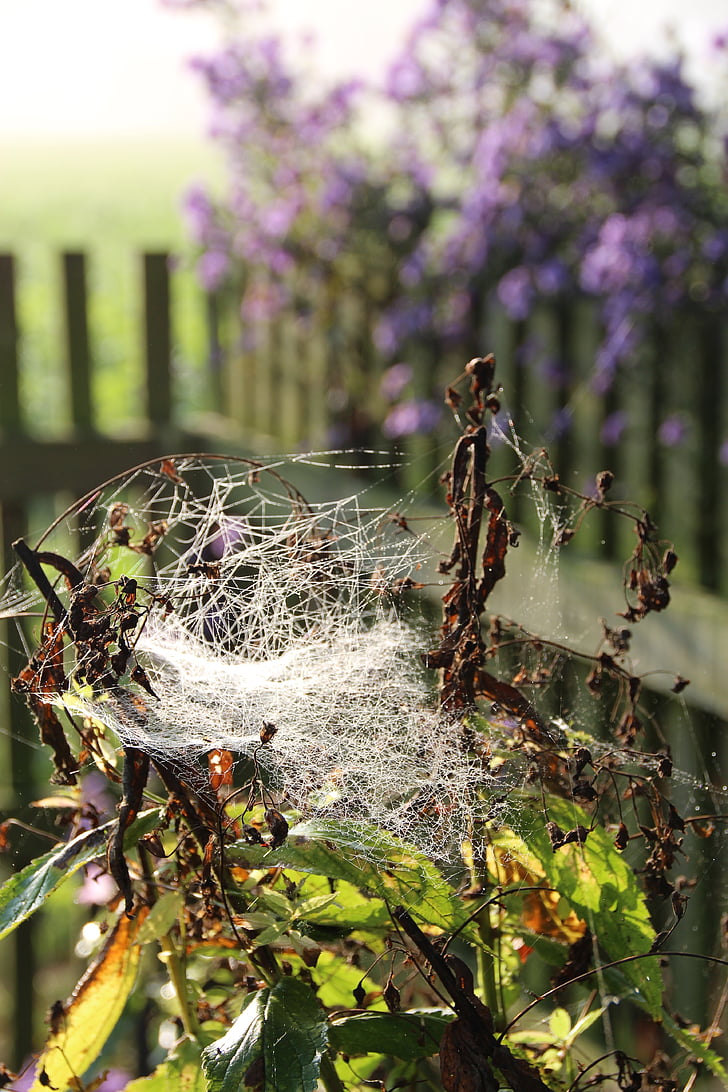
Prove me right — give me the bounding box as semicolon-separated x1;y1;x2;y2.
0;0;726;141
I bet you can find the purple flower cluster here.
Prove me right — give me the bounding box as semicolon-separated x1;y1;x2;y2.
165;0;728;443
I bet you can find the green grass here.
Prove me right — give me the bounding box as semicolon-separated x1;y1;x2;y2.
0;137;223;247
0;138;225;435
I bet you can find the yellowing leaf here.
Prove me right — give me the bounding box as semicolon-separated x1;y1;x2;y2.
487;831;587;944
30;908;149;1092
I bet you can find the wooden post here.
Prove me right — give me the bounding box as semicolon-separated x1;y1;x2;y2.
62;252;94;435
0;254;21;436
0;500;37;1069
143;253;172;428
695;313;724;592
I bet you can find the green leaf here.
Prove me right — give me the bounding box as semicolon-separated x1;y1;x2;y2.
310;950;387;1011
662;1012;728;1084
297;892;340;917
201;990;268;1091
508;798;663;1017
123;1037;207;1092
229;819;467;933
294;875;391;932
135;890;183;945
548;1007;571;1040
256;887;294;918
202;977;327;1092
0;808;161;941
30;909;148;1092
328;1010;452;1062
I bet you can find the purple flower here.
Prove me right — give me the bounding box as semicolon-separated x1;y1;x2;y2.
658;414;689;447
197;250;230;291
76;863;117;906
183;184;215;243
535;260;568;296
382;399;442;439
202;517;251;561
600;410;628;447
497;267;533;320
548;407;573;439
719;439;728;466
168;0;728;418
380;362;413;401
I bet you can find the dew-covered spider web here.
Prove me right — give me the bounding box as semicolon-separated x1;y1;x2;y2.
0;452;523;863
2;446;728;890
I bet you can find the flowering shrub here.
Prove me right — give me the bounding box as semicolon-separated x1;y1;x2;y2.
166;0;728;443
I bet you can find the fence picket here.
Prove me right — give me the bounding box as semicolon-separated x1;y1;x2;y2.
0;254;20;436
143;252;172;428
62;252;94;435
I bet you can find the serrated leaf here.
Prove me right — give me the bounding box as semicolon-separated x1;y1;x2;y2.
234;911;279;931
0;808;160;941
297;892;339;916
252;922;288;947
256;887;294;917
30;908;149;1092
508;798;663;1017
663;1012;728;1084
229;819;467;933
123;1037;207;1092
289;874;391;932
201;990;266;1091
328;1010;452;1061
202;977;327;1092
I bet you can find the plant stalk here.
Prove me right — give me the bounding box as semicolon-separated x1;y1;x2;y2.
158;930;201;1040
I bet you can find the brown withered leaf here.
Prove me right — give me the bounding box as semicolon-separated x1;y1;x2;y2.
440;1018;497;1092
264;808;289;849
109;746;150;915
478;488;509;604
383;973;401;1013
30;698;78;785
656;754;673;778
551;929;593;988
260;722;277;744
475;670;554;744
614;822;630;851
159;458;183;484
130;664;159;700
208;748;234;793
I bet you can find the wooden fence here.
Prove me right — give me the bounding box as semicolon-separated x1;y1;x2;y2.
0;249;727;1062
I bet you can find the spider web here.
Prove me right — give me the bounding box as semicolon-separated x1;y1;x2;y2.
2;448;727;892
0;453;520;863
